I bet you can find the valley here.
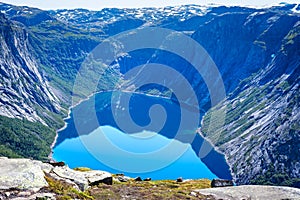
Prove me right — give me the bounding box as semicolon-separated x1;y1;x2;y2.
0;2;299;188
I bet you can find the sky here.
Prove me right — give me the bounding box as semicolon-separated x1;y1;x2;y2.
0;0;298;10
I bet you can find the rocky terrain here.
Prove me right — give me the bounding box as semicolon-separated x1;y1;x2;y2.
200;8;300;185
0;12;61;125
0;2;299;188
0;157;112;199
1;157;300;200
194;185;300;200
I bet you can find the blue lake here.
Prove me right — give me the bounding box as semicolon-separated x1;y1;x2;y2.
53;91;232;180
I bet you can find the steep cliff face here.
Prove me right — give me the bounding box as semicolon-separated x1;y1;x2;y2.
201;20;300;186
0;13;61;125
0;3;106;111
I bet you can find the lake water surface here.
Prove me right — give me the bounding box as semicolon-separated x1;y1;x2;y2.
53;92;232;180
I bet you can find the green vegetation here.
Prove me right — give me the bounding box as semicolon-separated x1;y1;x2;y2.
251;164;300;188
281;24;300;54
0;144;22;158
35;106;66;129
201;83;270;146
45;174;94;200
28;18;122;105
44;174;211;200
0;15;122;161
0;115;56;161
27;19;101;103
73;167;92;172
89;179;211;200
201;75;299;187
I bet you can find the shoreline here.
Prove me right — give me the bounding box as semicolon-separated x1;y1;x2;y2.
197;115;233;179
48;108;71;161
47;90;100;161
48;89;231;180
47;89;172;161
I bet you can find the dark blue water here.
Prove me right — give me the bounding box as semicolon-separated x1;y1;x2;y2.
53;91;232;180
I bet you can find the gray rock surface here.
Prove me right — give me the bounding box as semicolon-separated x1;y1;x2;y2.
0;157;112;199
84;170;113;185
52;166;112;190
211;179;234;187
0;190;56;200
0;157;52;191
0;13;61;124
194;185;300;200
52;166;88;191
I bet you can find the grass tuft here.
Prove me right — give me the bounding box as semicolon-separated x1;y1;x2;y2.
73;167;92;172
44;174;94;200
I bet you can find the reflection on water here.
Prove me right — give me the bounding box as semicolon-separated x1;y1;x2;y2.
53;92;232;180
53;126;217;180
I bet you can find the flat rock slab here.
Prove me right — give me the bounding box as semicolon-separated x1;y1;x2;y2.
52;166;112;190
52;166;88;189
194;185;300;200
0;157;53;191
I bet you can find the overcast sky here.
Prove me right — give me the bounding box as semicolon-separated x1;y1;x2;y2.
0;0;298;10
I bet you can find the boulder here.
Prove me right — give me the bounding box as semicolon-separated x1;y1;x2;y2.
0;157;53;191
115;175;131;182
176;177;183;183
84;170;113;185
134;176;142;181
52;166;88;191
211;179;234;187
52;166;112;190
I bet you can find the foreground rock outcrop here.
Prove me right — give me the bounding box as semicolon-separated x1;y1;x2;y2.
0;157;112;199
194;185;300;200
1;158;300;199
0;157;51;191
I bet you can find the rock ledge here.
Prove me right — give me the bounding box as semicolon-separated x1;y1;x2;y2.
194;185;300;200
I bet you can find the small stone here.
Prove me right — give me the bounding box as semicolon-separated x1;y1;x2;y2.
176;177;183;182
134;176;142;181
118;176;131;182
143;178;151;181
47;161;65;167
4;192;10;197
190;191;197;197
18;191;31;196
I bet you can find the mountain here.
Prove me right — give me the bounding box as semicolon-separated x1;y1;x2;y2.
194;4;300;186
0;12;60;124
200;17;300;186
0;2;299;186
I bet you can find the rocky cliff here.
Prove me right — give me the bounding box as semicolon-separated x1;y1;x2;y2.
0;13;60;125
200;19;300;186
190;3;300;187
